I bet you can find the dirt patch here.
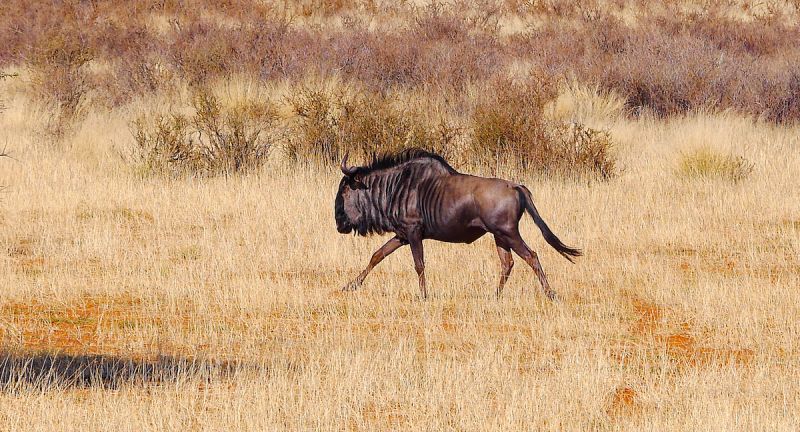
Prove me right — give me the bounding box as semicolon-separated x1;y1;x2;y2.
677;255;739;278
656;240;798;281
623;297;754;369
441;319;456;333
2;295;147;355
660;333;753;366
631;298;662;334
606;386;639;419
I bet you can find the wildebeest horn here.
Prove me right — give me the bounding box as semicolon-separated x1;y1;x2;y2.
341;152;358;176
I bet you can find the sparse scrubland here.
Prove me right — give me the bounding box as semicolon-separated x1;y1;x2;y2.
0;1;799;430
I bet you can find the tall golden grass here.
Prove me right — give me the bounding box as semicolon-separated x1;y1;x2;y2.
1;70;799;430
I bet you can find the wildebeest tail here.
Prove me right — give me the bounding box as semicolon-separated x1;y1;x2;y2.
515;185;582;263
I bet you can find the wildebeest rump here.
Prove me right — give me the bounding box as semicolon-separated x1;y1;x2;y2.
335;149;581;299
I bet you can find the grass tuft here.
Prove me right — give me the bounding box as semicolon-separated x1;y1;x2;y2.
678;148;754;183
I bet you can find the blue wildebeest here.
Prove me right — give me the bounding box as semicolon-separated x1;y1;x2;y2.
335;149;581;299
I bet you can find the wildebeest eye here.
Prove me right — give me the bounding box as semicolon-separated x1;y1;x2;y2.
350;178;367;190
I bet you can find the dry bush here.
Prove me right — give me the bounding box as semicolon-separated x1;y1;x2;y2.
170;23;236;86
323;6;505;91
469;76;615;179
234;20;299;81
192;92;278;174
677;149;754;183
131;92;278;177
92;26;176;107
4;0;800;131
26;29;93;138
470;77;555;168
769;72;800;124
329;29;422;89
131;113;194;176
163;18;303;86
523;8;800;122
285;86;458;165
550;122;616;179
103;56;178;108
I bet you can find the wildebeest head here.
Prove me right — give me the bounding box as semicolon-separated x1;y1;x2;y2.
335;153;368;235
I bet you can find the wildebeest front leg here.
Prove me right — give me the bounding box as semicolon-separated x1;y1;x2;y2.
495;242;514;298
343;236;406;291
409;238;427;299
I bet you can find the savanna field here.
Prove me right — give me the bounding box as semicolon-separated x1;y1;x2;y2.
1;1;799;430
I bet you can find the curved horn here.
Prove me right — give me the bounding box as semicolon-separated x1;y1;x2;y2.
341;152;358;176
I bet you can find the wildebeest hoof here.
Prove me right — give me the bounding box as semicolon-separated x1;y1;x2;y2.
545;290;558;301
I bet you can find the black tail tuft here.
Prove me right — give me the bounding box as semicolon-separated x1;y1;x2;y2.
515;185;582;263
540;230;583;263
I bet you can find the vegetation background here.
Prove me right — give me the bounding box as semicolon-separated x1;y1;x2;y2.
0;0;799;430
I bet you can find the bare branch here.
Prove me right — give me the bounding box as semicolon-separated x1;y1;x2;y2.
0;144;17;162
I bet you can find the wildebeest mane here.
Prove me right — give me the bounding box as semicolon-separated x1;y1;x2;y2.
353;148;458;177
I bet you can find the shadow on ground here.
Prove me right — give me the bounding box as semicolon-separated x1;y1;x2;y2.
0;351;244;390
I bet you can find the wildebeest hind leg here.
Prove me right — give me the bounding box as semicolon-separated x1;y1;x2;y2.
499;232;556;300
494;238;514;299
343;236;406;291
409;237;427;300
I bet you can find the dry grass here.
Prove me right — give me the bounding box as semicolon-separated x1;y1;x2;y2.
1;1;800;430
1;72;800;430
